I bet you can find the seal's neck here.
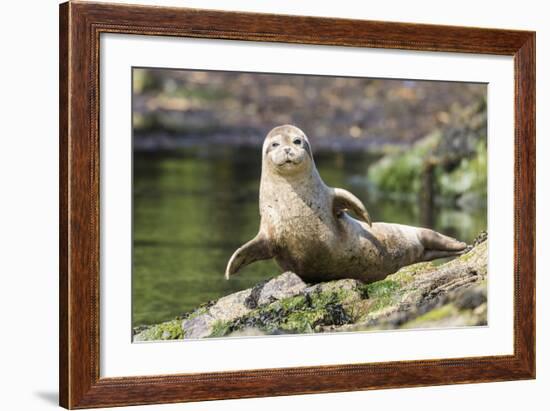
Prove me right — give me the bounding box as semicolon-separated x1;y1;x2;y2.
259;162;327;213
261;162;322;190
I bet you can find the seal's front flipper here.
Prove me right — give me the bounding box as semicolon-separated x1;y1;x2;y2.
332;187;372;226
225;234;272;279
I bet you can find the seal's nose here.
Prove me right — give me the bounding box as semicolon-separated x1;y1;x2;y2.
284;147;291;154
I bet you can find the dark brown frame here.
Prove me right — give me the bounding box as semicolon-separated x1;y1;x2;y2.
59;1;536;409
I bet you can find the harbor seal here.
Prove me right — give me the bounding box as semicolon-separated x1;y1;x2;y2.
225;125;467;283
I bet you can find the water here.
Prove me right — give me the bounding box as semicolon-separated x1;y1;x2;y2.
132;145;486;326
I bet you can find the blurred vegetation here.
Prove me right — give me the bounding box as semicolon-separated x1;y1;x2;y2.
368;132;441;195
133;68;486;150
368;98;487;209
132;68;488;327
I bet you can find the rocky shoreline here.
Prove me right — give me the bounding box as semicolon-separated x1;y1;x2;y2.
133;234;487;342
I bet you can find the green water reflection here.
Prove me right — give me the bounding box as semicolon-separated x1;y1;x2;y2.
132;146;486;326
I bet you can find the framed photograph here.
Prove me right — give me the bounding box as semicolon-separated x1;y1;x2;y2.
59;1;535;408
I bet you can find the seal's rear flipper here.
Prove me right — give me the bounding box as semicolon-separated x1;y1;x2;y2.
418;228;468;261
421;249;465;261
332;187;372;226
419;228;467;251
225;234;273;279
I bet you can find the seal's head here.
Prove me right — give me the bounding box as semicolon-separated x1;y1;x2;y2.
262;125;313;176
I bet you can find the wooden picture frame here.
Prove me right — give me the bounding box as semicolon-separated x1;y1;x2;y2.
59;1;535;408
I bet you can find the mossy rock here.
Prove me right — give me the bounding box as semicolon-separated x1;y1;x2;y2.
133;319;184;341
223;289;355;336
133;236;488;341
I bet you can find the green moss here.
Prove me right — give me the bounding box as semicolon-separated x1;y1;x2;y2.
365;279;400;298
278;295;308;311
185;305;210;321
314;283;363;305
457;241;487;263
358;277;410;313
358;280;394;312
282;310;326;333
405;304;456;328
208;320;232;338
135;319;184;341
389;265;426;284
229;290;353;334
365;298;394;313
310;289;348;307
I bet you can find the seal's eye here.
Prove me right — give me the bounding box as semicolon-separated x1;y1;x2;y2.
293;139;302;145
271;142;280;148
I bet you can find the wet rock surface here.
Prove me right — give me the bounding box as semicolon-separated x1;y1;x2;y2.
133;237;488;341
